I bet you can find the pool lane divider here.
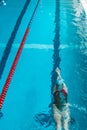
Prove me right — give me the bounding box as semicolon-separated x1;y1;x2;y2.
0;28;29;110
0;0;31;79
0;0;40;115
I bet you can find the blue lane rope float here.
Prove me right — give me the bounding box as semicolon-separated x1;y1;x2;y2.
0;0;40;117
0;0;31;79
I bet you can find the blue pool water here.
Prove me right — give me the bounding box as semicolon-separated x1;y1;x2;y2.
0;0;87;130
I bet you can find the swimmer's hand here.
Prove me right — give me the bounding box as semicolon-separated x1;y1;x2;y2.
55;67;60;74
55;67;61;79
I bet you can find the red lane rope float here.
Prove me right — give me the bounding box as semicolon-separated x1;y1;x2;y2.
0;0;40;113
0;28;29;109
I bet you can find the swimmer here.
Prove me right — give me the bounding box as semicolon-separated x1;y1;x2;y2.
53;68;70;130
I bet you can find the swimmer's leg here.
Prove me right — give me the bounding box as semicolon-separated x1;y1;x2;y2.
62;106;70;130
53;104;62;130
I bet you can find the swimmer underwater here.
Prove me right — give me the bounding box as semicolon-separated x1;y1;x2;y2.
53;68;70;130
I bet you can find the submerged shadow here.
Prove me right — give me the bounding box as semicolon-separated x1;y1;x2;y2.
51;0;61;94
34;112;53;128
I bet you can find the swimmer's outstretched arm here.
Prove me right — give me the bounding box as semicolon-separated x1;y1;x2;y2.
55;67;68;93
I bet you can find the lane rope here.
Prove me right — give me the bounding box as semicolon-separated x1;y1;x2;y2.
0;0;40;112
0;0;31;79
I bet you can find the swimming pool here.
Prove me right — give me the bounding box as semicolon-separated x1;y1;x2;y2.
0;0;87;130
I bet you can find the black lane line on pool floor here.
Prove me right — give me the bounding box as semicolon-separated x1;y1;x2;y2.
0;0;31;79
51;0;61;90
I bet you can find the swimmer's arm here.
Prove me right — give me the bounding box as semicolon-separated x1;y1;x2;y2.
53;85;58;94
